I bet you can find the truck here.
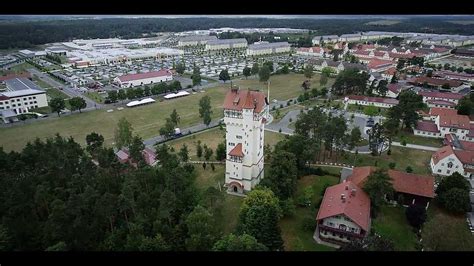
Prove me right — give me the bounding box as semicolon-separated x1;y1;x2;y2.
174;128;182;137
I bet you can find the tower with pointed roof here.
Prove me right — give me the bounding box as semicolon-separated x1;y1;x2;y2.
222;86;269;195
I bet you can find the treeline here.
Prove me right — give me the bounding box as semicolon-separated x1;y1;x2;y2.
1;17;474;49
106;81;182;103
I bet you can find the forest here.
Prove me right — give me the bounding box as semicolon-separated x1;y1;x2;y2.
0;17;473;49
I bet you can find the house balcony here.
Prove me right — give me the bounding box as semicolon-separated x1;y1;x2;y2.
318;224;366;239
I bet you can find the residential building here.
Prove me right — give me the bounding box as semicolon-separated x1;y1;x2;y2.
223;88;268;194
431;145;474;180
345;95;399;108
408;76;465;92
315;181;371;245
296;47;329;57
414;107;473;141
115;147;158;167
367;59;396;73
204;38;248;51
114;69;172;88
312;35;339;45
433;71;474;83
418;90;463;106
246;41;291;56
339;34;362;43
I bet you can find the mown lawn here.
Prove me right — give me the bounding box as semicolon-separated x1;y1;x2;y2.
270;104;304;123
0;85;227;152
85;91;105;104
339;146;433;175
372;205;418;251
394;131;443;148
235;73;334;102
279;175;339;251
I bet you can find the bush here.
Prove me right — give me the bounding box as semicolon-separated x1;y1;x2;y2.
301;216;317;232
388;162;396;169
405;166;413;173
289;118;293;123
280;104;284;109
187;85;192;89
401;140;407;146
405;204;427;229
280;199;296;217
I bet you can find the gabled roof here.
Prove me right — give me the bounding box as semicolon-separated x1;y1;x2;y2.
387;83;402;94
426;99;456;107
429;107;458;117
117;69;172;82
387;170;435;198
347;95;399;105
419;90;463;100
439;113;470;130
454;150;474;165
416;121;440;133
368;59;394;69
316;181;371;231
348;167;435;198
432;145;456;165
223;88;267;113
228;143;244;157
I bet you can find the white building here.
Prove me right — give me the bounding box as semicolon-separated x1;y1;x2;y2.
312;35;339;45
431;144;474;179
414;108;473;141
178;35;218;47
246;42;291;56
296;47;329;57
205;38;248;51
344;95;399;108
223;88;268;194
114;69;173;88
315;181;371;245
0;78;48;116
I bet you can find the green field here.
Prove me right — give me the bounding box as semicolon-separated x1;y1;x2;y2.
0;86;228;152
85;91;105;104
280;175;339;251
340;146;433;175
372;205;418;251
235;73;334;102
347;104;388;117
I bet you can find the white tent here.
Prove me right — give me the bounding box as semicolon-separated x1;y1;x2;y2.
126;98;156;107
164;91;190;99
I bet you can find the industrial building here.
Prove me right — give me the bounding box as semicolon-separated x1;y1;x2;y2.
114;69;173;88
204;38;248;51
0;78;48;120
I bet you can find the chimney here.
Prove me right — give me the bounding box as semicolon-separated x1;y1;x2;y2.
341;193;346;202
351;188;356;196
345;185;349;190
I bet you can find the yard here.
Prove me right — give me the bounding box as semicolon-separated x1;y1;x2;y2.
339;146;433;175
394;131;443;148
372;205;418;251
347;104;389;117
235;73;334;102
279;175;339;251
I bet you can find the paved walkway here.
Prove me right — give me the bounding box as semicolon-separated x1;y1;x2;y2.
392;142;439;152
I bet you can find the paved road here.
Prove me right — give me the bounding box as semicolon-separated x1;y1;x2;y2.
392;142;439;152
28;68;102;111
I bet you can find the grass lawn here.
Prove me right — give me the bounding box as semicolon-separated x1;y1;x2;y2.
271;104;304;123
347;104;388;117
339;146;433;175
1;62;34;74
394;131;443;148
85;91;105;104
0;86;228;152
372;205;418;251
45;87;70;100
280;175;339;251
235;73;334;102
32;76;52;89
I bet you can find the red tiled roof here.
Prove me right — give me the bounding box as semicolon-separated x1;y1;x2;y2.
117;69;172;82
354;50;370;56
387;83;402;94
426;99;456;107
0;95;10;100
469;124;474;137
445;134;474;151
419;91;463;100
387;170;435;198
142;148;157;166
416;121;440;133
439;113;470;130
429;107;458;117
454;150;474;165
367;59;394;69
228;143;244;157
432;145;455;165
316;181;371;231
409;76;464;87
348;167;435;198
223;88;267;113
348;95;399;105
389;52;416;59
347;166;376;187
385;67;397;76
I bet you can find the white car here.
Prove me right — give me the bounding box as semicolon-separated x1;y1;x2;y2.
272;99;278;103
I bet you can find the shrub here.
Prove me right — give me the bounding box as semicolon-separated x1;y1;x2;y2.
388;162;396;169
405;204;427;229
301;216;317;232
280;199;296;217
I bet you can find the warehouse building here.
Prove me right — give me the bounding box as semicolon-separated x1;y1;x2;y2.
246;41;291;56
114;69;173;88
205;38;248;51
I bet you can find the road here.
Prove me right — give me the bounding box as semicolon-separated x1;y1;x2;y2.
28;68;103;111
